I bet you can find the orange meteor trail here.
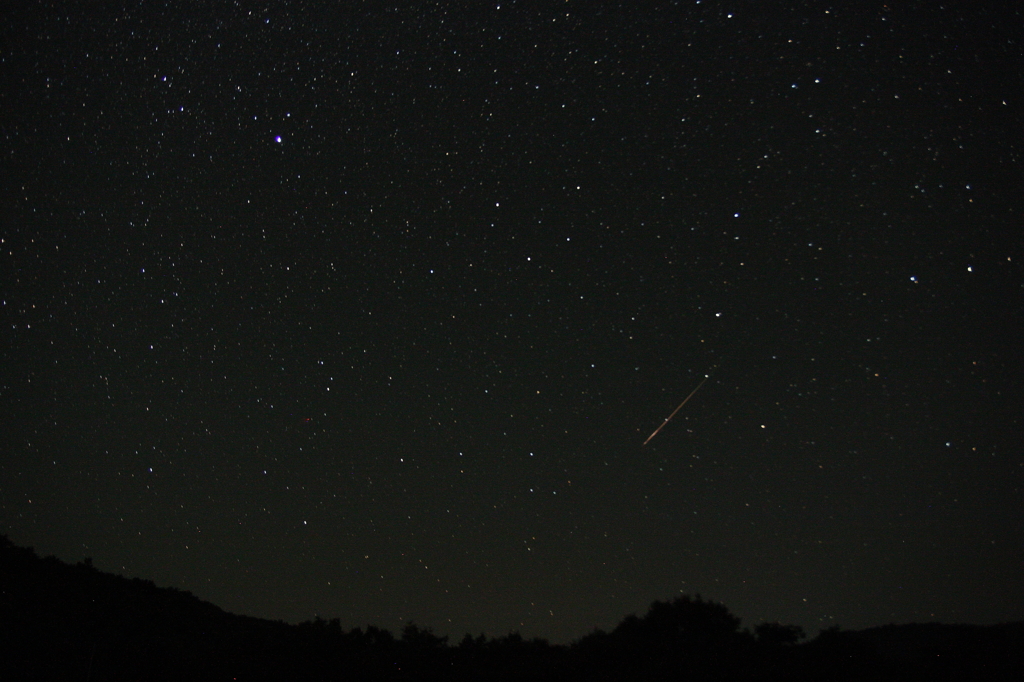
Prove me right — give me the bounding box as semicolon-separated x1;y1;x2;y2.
642;375;709;446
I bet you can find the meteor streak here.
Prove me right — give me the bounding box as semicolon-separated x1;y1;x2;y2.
642;375;709;445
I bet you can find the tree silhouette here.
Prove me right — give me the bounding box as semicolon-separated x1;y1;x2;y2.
573;595;754;681
3;535;1021;681
755;622;806;646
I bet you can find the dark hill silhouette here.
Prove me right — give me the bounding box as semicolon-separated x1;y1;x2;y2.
1;535;1021;681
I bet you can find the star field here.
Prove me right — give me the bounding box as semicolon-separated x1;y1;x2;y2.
2;1;1021;643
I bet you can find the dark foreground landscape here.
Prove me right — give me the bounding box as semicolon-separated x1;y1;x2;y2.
1;536;1020;681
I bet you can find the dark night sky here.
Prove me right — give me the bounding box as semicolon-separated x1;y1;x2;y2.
2;1;1021;644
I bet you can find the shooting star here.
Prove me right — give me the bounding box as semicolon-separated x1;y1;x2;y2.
642;375;709;446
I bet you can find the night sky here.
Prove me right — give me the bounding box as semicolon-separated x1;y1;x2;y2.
2;2;1021;644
